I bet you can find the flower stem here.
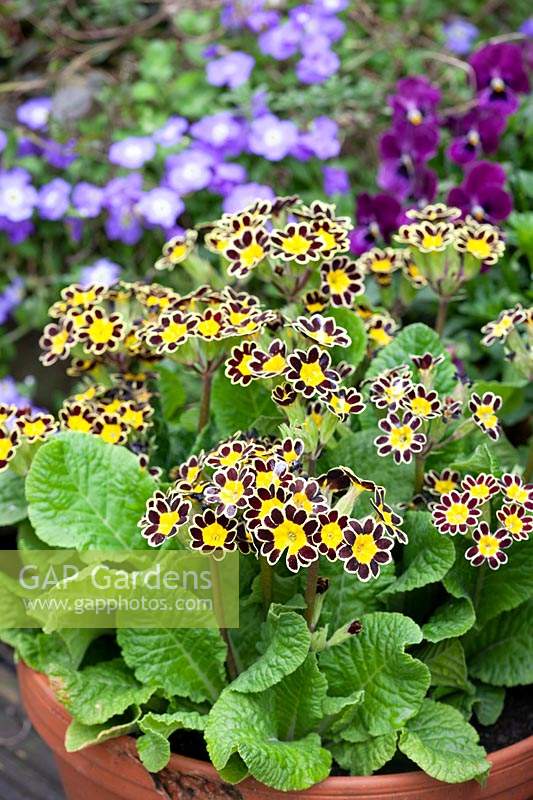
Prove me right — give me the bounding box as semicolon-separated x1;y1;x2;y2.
435;296;450;337
210;558;238;680
304;560;320;629
198;368;213;433
259;557;273;614
414;453;426;495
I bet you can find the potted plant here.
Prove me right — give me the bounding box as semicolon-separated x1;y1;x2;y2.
1;197;532;799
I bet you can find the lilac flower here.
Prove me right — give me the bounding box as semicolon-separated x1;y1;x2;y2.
105;211;143;245
206;52;255;90
443;19;478;55
247;9;280;32
299;116;341;159
16;137;41;158
72;182;104;218
190;112;247;157
470;43;529;115
323;166;349;196
103;173;143;245
0;375;36;410
249;114;299;161
0;131;6;153
446;108;506;165
210;162;248;196
103;173;143;214
223;182;275;214
0;217;34;244
448;161;512;223
251;90;269;117
389;77;441;130
108;136;156;169
520;18;533;36
66;217;84;243
79;258;122;288
258;21;301;60
289;5;345;42
37;178;71;221
16;97;52;130
165;149;214;194
137;187;184;228
153;116;188;147
0;168;38;222
313;0;349;11
349;192;402;255
0;278;23;325
42;138;77;169
296;45;340;84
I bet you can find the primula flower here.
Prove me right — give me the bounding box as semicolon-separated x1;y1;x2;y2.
288;477;328;515
468;391;502;441
0;404;15;426
244;485;288;529
410;352;445;372
370;487;407;544
453;220;505;265
108;136;156;169
60;283;105;310
496;503;532;541
292;314;351;349
224;227;270;278
249;114;299;161
225;342;260;386
374;411;426;464
249;339;288;378
312;509;349;560
274;437;304;467
432;490;481;535
310;217;349;258
465;522;512;570
256;504;319;572
368;367;412;411
320;466;376;495
357;247;404;287
424;469;460;497
140;489;191;546
366;315;397;351
58;402;95;434
338;517;393;581
91;413;129;445
39;319;77;366
481;305;527;346
15;411;58;442
204;466;255;517
286;346;339;399
272;383;298;407
270;222;321;263
78;309;125;355
406;204;461;224
470;42;529;115
325;387;366;421
196;309;228;341
320;256;364;306
144;311;198;354
396;220;455;252
499;474;533;510
401;384;442;420
251;457;290;491
461;473;499;504
120;402;153;433
0;427;19;471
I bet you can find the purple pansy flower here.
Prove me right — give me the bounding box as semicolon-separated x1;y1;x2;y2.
470;43;529;115
80;258;122;288
298;116;341;159
206;51;255;89
72;182;104;218
323;166;350;196
390;76;441;130
377;125;439;198
446;108;506;165
165;149;214;194
210;162;248;196
448;161;512;223
223;182;275;214
0;168;38;222
16;97;52;130
349;192;402;255
190;112;247;157
37;178;71;221
109;136;156;169
0;278;24;325
249;114;299;161
443;19;478;55
153;116;188;147
258;21;301;60
137;187;184;228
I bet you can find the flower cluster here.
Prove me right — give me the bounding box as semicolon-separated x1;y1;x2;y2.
139;432;403;581
481;304;532;380
432;472;532;570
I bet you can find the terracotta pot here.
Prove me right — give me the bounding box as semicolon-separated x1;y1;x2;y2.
17;661;533;800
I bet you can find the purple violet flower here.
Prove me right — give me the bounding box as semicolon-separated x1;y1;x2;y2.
37;178;71;221
0;217;34;244
153;116;188;147
520;18;533;36
0;278;24;325
165;149;214;194
446;108;506;165
223;182;275;213
16;97;52;131
349;192;402;255
190;112;247;157
258;21;301;60
249;114;299;161
296;44;340;84
108;136;156;169
79;258;122;288
206;51;255;90
137;187;184;228
448;161;512;223
210;162;248;196
0;168;38;222
299;116;341;159
470;43;529;115
72;182;105;218
323;166;350;196
42;138;77;169
377;125;439;198
443;19;478;55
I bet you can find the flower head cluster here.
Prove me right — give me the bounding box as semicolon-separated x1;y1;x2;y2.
481;304;532;381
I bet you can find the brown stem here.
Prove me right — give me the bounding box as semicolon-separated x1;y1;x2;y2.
414;453;426;495
198;369;213;433
304;560;320;629
435;296;450;337
259;557;273;614
210;559;238;680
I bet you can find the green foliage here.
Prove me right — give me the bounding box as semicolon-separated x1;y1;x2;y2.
211;373;283;437
0;470;27;526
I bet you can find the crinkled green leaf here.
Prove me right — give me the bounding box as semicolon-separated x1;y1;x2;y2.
465;601;533;687
58;629;102;669
422;597;475;642
328;308;367;368
320;559;394;630
230;605;310;693
449;444;497;475
399;699;489;783
420;640;469;691
118;627;227;703
320;612;430;738
330;732;397;775
0;628;73;672
65;706;141;752
211;373;283;437
381;512;455;595
0;470;27;525
157;363;187;421
26;433;156;549
139;708;206;738
137;731;170;772
473;684;505;726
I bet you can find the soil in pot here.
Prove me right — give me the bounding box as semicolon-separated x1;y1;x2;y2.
477;686;533;753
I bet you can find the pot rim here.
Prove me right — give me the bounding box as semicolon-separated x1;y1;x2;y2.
18;661;533;796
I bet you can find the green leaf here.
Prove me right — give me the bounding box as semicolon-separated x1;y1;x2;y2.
230;605;311;693
26;433;156;549
0;628;73;672
52;658;155;725
380;512;455;595
320;559;394;630
0;470;27;525
65;706;141;752
320;612;430;737
139;708;206;738
365;323;456;394
330;732;397;775
137;732;170;772
465;601;533;687
211;372;283;437
399;699;489;783
420;640;469;691
444;537;533;627
157;364;186;421
449;444;497;475
58;629;103;669
422;597;475;642
328;308;367;368
206;656;331;791
118;627;227;703
473;684;505;726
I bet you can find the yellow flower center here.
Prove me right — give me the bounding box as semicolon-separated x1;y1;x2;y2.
219;450;241;468
445;503;469;525
185;465;201;482
262;353;286;374
256;471;278;490
434;479;457;494
327;269;351;295
320;521;344;548
106;399;123;414
478;534;500;557
202;522;229;547
503;514;523;535
313;330;335;346
67;415;92;433
493;317;513;337
161;321;188;344
292;491;314;513
258;497;284;519
219;480;245;506
507;484;527;504
300;361;326;387
282;233;311;256
237;355;254;377
22;420;47;438
371;258;393;274
240;241;265;268
0;439;13;460
70;289;97;307
369;327;392;346
410;396;432;417
272;519;307;554
476;404;497;428
88;317;114;344
198;317;221;338
384;384;405;404
330;394;350;414
122;408;144;429
352;533;378;564
466;238;491;260
469;484;490;501
170;243;187;262
99;423;123;444
389;425;414;450
316;228;337;251
421;233;443;250
51;329;69;354
158;511;181;537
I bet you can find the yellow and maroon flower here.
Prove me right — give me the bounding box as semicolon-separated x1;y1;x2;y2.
295;200;351;231
225;342;260;387
312;509;349;561
288;477;328;515
481;305;526;347
225;227;270;278
368;368;413;411
155;230;198;271
251;457;290;492
401;384;442;420
469;391;502;441
170;453;205;486
78;308;125;355
402;255;428;288
206;439;253;469
337;517;393;581
396;220;455;253
325;387;366;421
424;469;460;497
405;203;461;223
244;485;288;529
374;411;426;464
310;217;349;258
319;466;376;495
432;490;481;535
273;436;305;467
39;318;77;366
0;404;15;427
256;504;319;572
320;257;364;307
139;489;191;546
0;427;19;471
286;345;339;399
189;508;239;556
442;396;462;422
454;221;505;265
303;290;328;314
249;339;288;378
144;311;198;354
370;487;407;543
61;283;106;309
291;314;351;349
496;503;532;541
67;358;99;377
91;413;129;445
195;308;228;341
357;247;404;287
270;222;321;264
120;401;154;433
58;402;95;434
499;474;533;510
15;411;58;443
410;352;445;373
272;383;298;407
465;522;512;570
366;314;397;351
461;473;499;504
204;466;255;517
